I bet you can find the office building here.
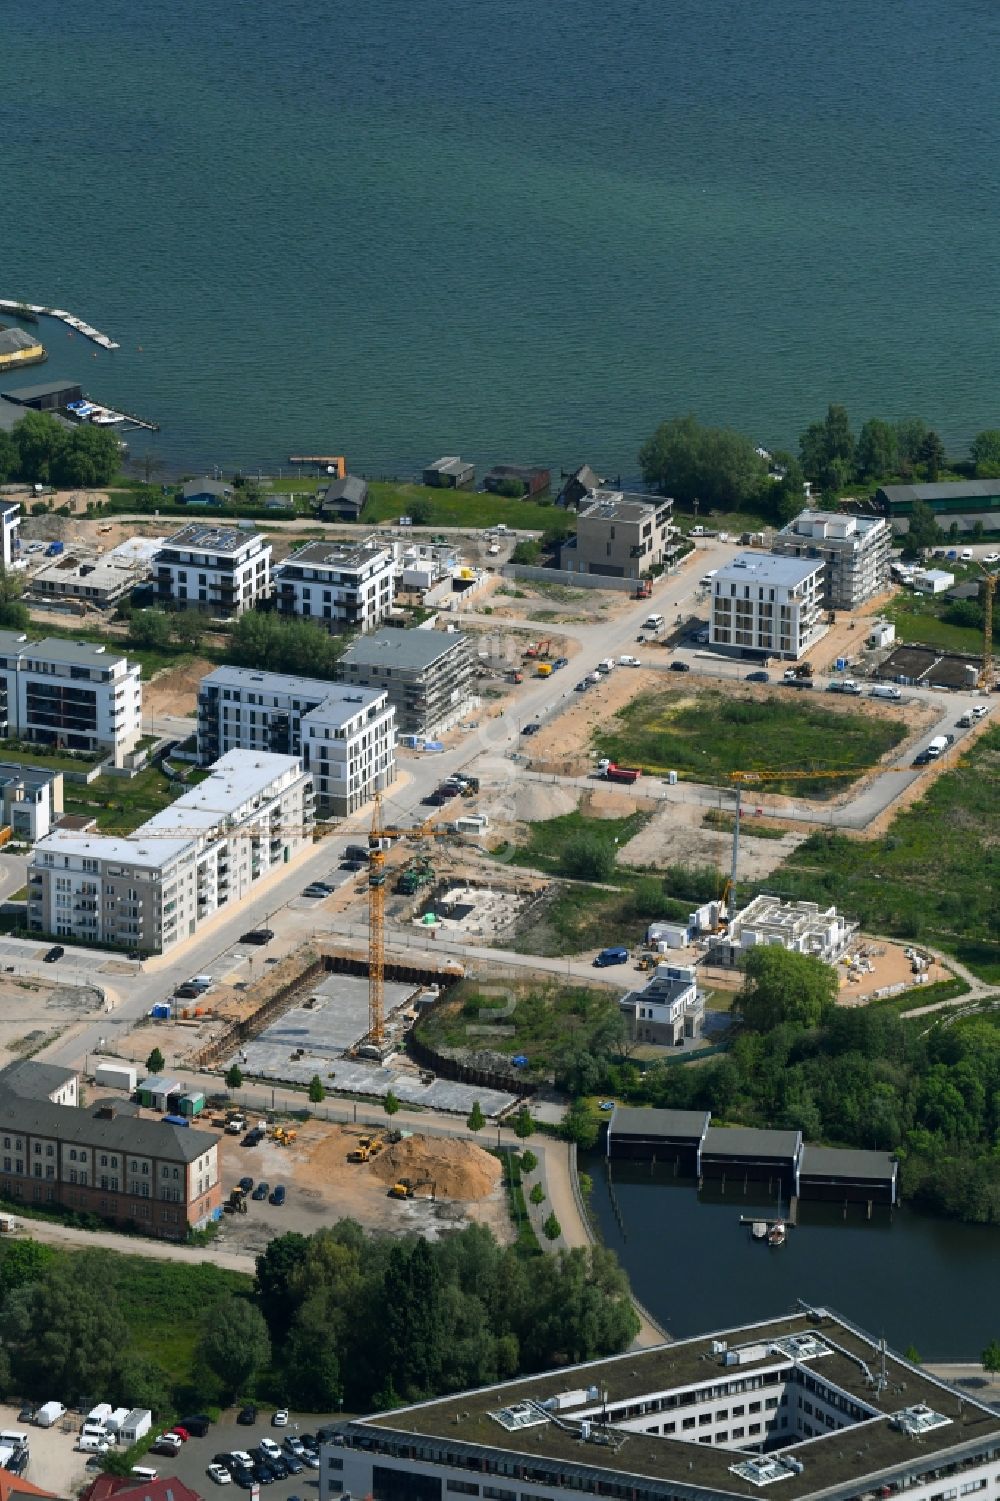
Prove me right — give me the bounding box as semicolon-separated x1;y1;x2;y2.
560;491;676;579
27;750;314;954
619;963;704;1046
0;633;142;762
337;627;473;736
324;1310;994;1501
197;666;396;817
154;523;271;616
273;537;395;632
709;554;827;659
771;510;891;611
0;1059;220;1238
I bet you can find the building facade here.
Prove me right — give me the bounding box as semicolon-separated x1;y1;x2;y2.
0;762;63;841
323;1311;989;1501
27;750;314;953
710;554;827;659
771;510;891;611
0;633;142;761
273;538;395;632
154;523;272;616
561;491;676;579
1;502;20;569
0;1061;220;1238
197;666;396;817
423;456;474;488
619;963;704;1046
336;627;474;736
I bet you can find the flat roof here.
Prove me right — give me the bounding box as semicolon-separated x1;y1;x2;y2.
714;553;822;586
160;522;262;553
20;637;130;669
32;829;192;868
279;538;389;570
340;626;467;671
1;379;81;401
609;1106;710;1140
143;750;303;824
0;397;71;433
879;480;1000;505
799;1145;896;1180
702;1124;801;1158
355;1309;1000;1501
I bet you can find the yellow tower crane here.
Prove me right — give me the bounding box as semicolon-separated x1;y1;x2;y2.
979;566;996;691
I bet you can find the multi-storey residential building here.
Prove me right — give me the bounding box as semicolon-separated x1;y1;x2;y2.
1;501;20;568
273;538;394;632
771;510;891;611
709;554;827;660
325;1310;999;1501
27;750;314;953
0;761;64;841
619;963;704;1046
0;633;142;762
153;523;271;616
336;627;474;737
560;491;676;579
0;1060;220;1238
197;666;396;817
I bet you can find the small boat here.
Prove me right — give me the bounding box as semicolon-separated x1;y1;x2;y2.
767;1221;786;1247
750;1221;767;1240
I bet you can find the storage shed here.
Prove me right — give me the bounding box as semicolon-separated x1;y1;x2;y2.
606;1106;711;1171
120;1409;152;1445
94;1062;138;1093
179;1091;205;1117
423;456;474;489
137;1075;180;1112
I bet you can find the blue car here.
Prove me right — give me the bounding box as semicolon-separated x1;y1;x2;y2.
269;1184;286;1206
593;946;629;968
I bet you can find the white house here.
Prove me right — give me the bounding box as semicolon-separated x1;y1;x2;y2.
0;633;142;764
725;894;855;963
273;537;395;632
619;963;704;1045
710;553;827;659
912;568;954;595
154;523;272;616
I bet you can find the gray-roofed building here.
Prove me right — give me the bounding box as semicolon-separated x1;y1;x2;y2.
618;962;704;1046
0;325;46;370
318;474;369;520
0;1063;221;1237
561;489;676;579
0;395;71;434
325;1309;991;1501
0;1058;78;1106
422;456;474;489
273;536;394;632
877;479;1000;533
336;626;474;736
154;521;271;616
1;378;82;409
798;1144;898;1204
557;463;605;509
0;634;142;762
701;1123;803;1185
179;478;233;505
484;464;550;497
771;509;891;610
0;760;64;841
607;1105;710;1168
710;552;827;659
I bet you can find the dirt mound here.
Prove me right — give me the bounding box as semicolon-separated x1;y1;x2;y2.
370;1134;502;1200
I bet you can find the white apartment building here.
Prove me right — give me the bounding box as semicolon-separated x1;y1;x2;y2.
325;1311;1000;1501
27;750;314;954
771;509;891;611
154;523;272;617
273;538;394;632
196;666;396;818
710;553;827;660
1;502;20;568
0;633;142;763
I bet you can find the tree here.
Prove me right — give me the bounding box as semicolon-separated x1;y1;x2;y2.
11;411;66;484
255;1232;310;1332
197;1296;271;1400
970;431;1000;471
513;1106;535;1139
560;834;614;881
55;425;121;487
639;414;769;510
765;452;806;524
383;1090;400;1116
308;1074;325;1104
0;430;16;484
0;599;29;631
229;611;346;680
3;1251;131;1399
129;609;174;650
519;1149;538;1173
225;1063;243;1090
529;1182;545;1206
408;498;432;526
494;476;525;498
895;416;929;468
467;1100;486;1132
799;404;856;489
857;418;898;481
904;1345;922;1365
0;1240;54;1300
920;431;946;481
982;1340;1000;1373
542;1212;561;1241
145;1047;165;1075
173;612;205;650
905;498;939;553
736;947;838;1032
561;1098;600;1149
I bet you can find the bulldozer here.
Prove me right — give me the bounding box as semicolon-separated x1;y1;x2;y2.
348;1133;384;1164
273;1127;297;1147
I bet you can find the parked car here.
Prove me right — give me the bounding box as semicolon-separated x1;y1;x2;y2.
240;929;274;945
551;657;568;670
594;946;629;968
237;1177;254;1193
422;792;447;806
300;1450;320;1470
231;1472;254;1491
151;1438;183;1457
251;1460;275;1485
230;1451;254;1468
268;1455;290;1478
207;1465;232;1486
745;670;770;683
169;1426;191;1442
574;680;589;692
174;983;202;999
244;1128;265;1147
251;1182;269;1200
260;1436;283;1458
521;722;541;736
302;884;331;898
43;946;64;963
285;1437;305;1457
344;844;369;861
284;1455;304;1474
236;1406;257;1428
270;1185;286;1206
342;858;367;870
669;661;690;673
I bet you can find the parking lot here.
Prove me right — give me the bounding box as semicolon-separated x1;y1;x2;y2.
143;1411;333;1500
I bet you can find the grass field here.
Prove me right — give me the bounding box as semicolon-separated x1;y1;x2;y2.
417;977;622;1076
494;810;649;874
883;597;985;656
64;766;209;833
771;726;1000;982
103;1254;250;1390
0;739;103;773
595;689;907;796
25;620;201;682
361;481;573;533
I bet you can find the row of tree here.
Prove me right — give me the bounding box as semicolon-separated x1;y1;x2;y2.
0;411;121;488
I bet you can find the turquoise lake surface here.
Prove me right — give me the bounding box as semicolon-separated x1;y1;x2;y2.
3;0;999;475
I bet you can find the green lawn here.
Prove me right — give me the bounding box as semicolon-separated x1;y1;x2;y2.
770;725;1000;982
595;688;907;797
494;810;649;874
0;739;103;773
64;766;209;834
361;481;573;533
103;1254;250;1390
509;878;691;958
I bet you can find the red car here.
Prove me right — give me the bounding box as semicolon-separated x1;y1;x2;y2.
169;1428;191;1443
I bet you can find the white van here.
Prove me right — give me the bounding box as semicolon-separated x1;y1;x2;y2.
925;735;949;759
870;684;902;700
77;1436;110;1454
618;655;641;667
643;613;664;632
131;1467;158;1481
597;658;615;674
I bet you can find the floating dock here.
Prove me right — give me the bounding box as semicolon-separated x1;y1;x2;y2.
0;299;120;350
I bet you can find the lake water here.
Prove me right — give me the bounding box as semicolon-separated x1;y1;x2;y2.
3;1;1000;476
585;1155;1000;1359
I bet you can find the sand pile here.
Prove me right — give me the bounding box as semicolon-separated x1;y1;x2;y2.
370;1134;502;1200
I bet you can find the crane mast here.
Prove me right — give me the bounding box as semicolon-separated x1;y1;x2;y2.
981;570;996;691
367;792;386;1048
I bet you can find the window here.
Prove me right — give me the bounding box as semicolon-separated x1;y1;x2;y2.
447;1486;477;1496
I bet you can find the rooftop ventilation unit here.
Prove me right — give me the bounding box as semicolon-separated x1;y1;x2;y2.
489;1403;547;1433
891;1406;952;1438
770;1335;831;1362
729;1457;799;1487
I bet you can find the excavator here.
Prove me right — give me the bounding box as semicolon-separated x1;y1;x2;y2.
388;1176;436;1200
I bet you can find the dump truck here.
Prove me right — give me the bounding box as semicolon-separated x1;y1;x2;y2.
634;579;652;599
348;1134;385;1164
596;759;641;784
